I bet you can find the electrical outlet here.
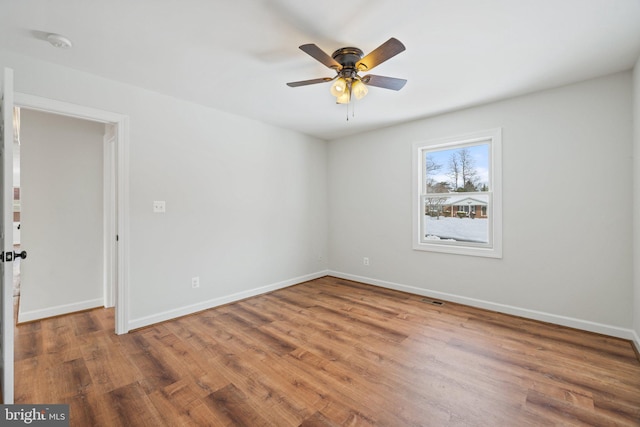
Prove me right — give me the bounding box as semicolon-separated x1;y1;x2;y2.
153;200;166;213
191;277;200;288
363;257;370;266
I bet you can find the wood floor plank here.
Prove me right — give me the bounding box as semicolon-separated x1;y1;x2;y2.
42;315;76;355
64;389;113;427
80;331;145;394
285;347;441;426
299;411;341;427
126;334;182;393
14;356;48;404
14;329;42;361
147;379;225;427
203;383;272;427
55;357;93;398
72;310;102;337
14;276;640;426
106;381;167;426
162;316;225;362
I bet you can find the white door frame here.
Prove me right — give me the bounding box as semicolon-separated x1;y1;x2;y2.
2;68;15;403
103;124;117;308
14;93;130;335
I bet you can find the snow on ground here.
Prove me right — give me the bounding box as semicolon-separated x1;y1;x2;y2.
424;216;488;243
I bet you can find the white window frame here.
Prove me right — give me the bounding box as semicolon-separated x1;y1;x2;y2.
412;128;502;258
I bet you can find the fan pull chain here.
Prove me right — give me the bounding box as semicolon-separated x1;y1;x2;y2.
345;86;355;121
346;86;351;121
344;100;356;122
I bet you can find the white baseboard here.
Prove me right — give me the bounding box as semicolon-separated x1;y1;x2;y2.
18;298;104;323
632;330;640;355
329;271;638;342
127;270;329;331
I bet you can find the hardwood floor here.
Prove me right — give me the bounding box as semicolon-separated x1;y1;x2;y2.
14;276;640;426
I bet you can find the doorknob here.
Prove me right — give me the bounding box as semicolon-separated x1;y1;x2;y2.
0;250;27;262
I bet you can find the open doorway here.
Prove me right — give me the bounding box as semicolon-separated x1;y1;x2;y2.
13;108;108;323
12;93;129;335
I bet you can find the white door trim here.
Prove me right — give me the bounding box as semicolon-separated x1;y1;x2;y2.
14;93;130;335
103;125;116;308
2;67;16;403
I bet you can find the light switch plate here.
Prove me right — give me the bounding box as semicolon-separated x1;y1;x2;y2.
153;200;166;213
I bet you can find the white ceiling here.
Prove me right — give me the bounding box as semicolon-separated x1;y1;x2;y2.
1;0;639;140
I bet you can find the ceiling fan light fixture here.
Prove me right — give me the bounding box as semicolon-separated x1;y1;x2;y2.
287;38;406;112
336;89;350;104
330;77;347;97
351;79;368;100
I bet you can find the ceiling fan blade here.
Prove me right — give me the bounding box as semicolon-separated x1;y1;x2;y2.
357;38;406;71
361;75;407;91
299;44;341;69
286;77;334;87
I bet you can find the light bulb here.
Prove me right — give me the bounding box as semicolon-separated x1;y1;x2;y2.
330;78;347;97
336;89;350;104
351;79;368;100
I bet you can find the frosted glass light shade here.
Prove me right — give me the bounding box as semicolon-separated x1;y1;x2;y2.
336;90;350;104
330;78;347;97
352;80;368;100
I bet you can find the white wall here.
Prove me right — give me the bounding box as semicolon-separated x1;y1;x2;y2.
633;57;640;348
19;109;105;319
0;49;328;329
329;72;634;335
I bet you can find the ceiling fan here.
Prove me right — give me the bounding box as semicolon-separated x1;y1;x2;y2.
286;37;407;104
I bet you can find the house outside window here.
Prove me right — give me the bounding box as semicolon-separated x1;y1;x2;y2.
412;128;502;258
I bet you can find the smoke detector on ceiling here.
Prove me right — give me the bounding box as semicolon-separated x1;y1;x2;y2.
46;33;73;49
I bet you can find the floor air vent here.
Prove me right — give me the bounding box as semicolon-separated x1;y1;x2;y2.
421;298;444;306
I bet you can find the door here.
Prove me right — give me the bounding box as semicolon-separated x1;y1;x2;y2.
1;67;15;403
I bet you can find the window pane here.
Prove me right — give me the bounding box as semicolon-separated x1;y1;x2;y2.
422;194;490;244
425;144;490;193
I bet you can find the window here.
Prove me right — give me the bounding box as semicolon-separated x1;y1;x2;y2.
412;128;502;258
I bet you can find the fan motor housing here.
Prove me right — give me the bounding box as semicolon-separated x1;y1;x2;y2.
332;47;364;69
